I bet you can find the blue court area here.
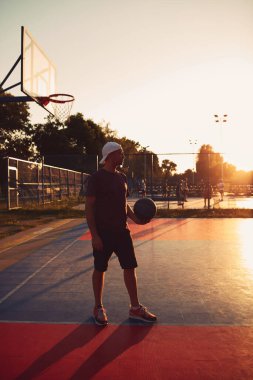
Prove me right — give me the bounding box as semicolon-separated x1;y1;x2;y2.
0;218;253;379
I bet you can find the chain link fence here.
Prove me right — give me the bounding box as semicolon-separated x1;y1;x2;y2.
0;157;90;210
0;152;252;210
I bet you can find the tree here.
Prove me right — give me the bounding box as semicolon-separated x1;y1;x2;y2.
100;129;163;186
31;113;111;172
66;113;106;155
33;117;71;157
151;154;162;180
223;162;236;180
120;142;162;185
183;168;194;185
161;159;177;178
102;122;118;140
196;144;223;183
0;92;33;159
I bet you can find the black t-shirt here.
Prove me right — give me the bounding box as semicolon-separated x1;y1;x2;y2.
86;169;129;231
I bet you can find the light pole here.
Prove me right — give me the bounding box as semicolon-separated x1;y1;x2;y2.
214;114;228;182
143;146;149;196
143;146;149;183
189;139;197;185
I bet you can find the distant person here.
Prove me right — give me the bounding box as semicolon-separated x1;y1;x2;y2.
203;182;213;208
162;181;168;198
85;142;157;326
182;179;189;201
176;180;184;206
140;179;146;198
217;180;224;201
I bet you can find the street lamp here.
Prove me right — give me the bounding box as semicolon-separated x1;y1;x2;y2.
189;139;197;185
214;114;228;182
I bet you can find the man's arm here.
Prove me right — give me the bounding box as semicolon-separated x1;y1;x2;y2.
85;196;103;251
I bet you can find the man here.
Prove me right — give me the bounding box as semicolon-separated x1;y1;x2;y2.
182;178;189;201
85;142;157;326
176;179;184;206
203;182;213;208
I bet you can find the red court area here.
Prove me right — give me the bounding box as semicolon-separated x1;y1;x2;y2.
1;218;253;379
1;323;253;380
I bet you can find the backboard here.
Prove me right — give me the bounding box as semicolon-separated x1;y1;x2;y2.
21;26;57;115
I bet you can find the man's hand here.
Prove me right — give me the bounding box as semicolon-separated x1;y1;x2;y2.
131;213;150;225
129;213;150;224
92;234;103;251
127;203;150;225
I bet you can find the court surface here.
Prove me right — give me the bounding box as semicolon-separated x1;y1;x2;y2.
1;217;253;379
75;195;253;211
146;195;253;210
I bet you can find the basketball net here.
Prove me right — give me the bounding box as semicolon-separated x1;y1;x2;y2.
39;93;75;123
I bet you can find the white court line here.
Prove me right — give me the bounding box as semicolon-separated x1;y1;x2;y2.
32;227;53;235
0;238;78;305
0;233;48;255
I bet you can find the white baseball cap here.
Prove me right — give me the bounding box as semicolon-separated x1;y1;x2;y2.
100;142;122;164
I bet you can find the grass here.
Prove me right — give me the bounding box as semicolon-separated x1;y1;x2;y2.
0;200;84;239
0;200;252;240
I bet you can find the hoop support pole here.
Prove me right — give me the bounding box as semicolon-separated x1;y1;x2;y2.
0;82;21;95
0;55;21;90
0;96;34;103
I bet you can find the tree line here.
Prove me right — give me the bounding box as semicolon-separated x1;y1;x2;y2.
0;92;252;185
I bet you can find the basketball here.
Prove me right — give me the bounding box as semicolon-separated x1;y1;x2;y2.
133;198;157;221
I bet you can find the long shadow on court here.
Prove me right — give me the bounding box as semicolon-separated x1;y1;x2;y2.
70;322;153;380
130;218;190;241
15;324;103;380
0;262;94;314
15;322;153;380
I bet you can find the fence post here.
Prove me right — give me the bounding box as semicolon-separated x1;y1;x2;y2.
67;171;70;198
208;152;211;210
49;166;53;202
42;156;45;205
151;154;153;197
7;157;10;210
59;168;62;200
37;163;40;205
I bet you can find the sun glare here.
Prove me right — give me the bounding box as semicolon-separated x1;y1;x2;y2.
90;57;253;174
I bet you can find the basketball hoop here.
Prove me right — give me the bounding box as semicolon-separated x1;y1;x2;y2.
38;93;75;123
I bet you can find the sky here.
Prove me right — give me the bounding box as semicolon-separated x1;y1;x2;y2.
1;0;253;172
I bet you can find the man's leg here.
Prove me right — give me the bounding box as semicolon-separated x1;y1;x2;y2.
92;269;108;326
118;233;156;322
124;268;139;307
125;268;157;323
92;269;105;307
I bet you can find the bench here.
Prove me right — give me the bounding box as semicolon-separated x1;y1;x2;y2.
151;195;184;208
